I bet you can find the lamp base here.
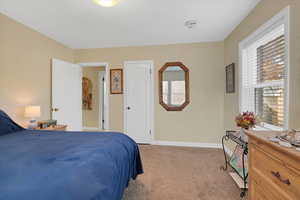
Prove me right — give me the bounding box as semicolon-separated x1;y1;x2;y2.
28;119;38;129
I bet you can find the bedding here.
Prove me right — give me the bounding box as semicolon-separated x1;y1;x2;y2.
0;110;143;200
0;110;24;136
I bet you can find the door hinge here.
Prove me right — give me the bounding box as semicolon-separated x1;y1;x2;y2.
102;77;105;82
149;130;152;135
149;69;152;74
102;119;105;123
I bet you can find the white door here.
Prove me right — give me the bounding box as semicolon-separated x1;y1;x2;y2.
52;58;82;131
124;61;153;143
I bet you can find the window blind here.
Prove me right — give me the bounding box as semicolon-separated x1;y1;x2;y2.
163;80;185;106
256;35;285;83
241;24;287;129
255;87;284;127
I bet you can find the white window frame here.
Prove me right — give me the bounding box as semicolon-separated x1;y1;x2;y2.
163;80;173;105
239;7;290;131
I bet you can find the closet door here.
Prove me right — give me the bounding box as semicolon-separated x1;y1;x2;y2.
124;61;154;143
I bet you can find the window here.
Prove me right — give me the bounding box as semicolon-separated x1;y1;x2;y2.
163;80;185;106
240;8;289;130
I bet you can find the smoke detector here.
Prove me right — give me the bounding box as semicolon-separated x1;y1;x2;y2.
185;20;197;29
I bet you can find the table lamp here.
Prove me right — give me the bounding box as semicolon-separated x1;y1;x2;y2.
25;106;41;129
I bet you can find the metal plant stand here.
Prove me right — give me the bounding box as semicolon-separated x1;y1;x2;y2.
220;130;248;198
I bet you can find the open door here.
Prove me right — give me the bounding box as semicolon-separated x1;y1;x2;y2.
52;59;82;131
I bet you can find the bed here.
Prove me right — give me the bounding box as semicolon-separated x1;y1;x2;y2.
0;110;143;200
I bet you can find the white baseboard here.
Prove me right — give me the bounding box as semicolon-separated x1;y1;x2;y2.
82;127;100;131
153;140;222;149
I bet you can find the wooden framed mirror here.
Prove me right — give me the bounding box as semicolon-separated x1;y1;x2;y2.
159;62;190;111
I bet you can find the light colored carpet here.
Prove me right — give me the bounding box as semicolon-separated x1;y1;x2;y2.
123;145;246;200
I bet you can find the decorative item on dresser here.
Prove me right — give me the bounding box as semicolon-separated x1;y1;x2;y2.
246;130;300;200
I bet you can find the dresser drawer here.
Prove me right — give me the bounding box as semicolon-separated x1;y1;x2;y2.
251;144;300;199
250;138;300;172
250;179;272;200
251;169;291;200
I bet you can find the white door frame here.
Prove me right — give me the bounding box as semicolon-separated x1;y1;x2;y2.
98;71;106;129
78;62;110;130
123;60;155;143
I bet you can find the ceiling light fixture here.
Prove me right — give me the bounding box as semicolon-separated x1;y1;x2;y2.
93;0;120;7
185;20;197;29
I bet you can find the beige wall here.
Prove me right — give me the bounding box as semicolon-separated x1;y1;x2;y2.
224;0;300;151
75;43;225;143
224;0;300;131
0;13;225;144
5;1;298;145
0;13;74;125
82;66;105;128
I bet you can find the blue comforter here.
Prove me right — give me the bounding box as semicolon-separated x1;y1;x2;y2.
0;112;143;200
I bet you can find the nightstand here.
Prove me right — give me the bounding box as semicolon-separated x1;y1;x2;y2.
34;125;67;131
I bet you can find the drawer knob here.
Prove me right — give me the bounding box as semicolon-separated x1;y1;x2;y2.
271;171;291;186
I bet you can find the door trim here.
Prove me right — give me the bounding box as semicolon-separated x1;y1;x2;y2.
78;62;110;130
123;60;155;143
98;71;106;130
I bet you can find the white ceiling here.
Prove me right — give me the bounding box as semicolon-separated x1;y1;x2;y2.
0;0;260;49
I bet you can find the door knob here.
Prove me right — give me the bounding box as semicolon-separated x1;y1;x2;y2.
127;106;131;110
51;108;59;112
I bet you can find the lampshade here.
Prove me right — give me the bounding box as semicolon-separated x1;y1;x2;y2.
93;0;120;7
24;106;41;118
